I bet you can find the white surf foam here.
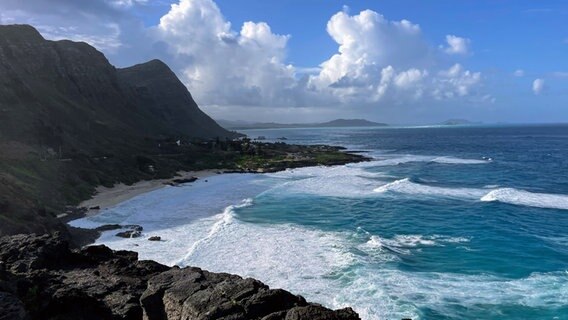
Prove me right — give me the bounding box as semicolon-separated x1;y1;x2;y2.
431;156;489;164
341;268;568;320
175;198;253;265
374;178;486;199
361;234;471;256
88;195;568;320
374;179;568;210
352;155;490;168
266;165;385;198
481;188;568;210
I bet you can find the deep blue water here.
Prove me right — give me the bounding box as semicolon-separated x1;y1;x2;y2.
75;124;568;320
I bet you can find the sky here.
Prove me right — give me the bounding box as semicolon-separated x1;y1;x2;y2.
0;0;567;124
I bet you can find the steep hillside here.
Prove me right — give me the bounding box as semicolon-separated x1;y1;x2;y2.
117;60;230;138
0;24;238;236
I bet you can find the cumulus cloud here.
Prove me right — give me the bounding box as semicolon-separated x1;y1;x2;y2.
306;10;482;105
513;69;525;77
443;35;471;55
433;64;481;99
532;78;545;95
154;0;298;107
0;0;488;119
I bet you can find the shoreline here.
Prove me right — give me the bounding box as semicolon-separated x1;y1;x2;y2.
64;146;371;247
63;169;220;247
77;169;219;216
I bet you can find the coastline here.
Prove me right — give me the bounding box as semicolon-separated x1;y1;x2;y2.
64;148;370;247
78;169;219;216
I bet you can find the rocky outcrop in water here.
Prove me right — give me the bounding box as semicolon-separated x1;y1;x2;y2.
0;233;360;320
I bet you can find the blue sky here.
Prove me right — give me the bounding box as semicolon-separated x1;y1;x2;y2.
1;0;567;123
214;0;568;71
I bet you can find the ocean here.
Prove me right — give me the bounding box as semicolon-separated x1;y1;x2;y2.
70;124;568;320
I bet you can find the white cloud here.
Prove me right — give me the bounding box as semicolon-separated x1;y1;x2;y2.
156;0;297;106
532;78;545;95
443;35;471;55
551;71;568;78
513;69;525;77
306;10;482;105
106;0;147;8
433;64;481;99
0;0;143;53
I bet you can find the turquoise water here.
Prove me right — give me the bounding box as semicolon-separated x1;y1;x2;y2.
72;125;568;320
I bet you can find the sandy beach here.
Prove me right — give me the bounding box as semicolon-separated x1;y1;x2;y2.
79;169;219;215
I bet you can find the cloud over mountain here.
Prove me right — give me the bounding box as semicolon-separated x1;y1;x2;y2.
0;0;489;120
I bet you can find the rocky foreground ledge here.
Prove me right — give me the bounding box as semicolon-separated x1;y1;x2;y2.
0;233;360;320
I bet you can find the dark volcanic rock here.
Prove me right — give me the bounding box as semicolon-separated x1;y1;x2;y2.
0;291;28;320
95;224;123;232
116;230;142;238
147;236;161;242
0;233;361;320
171;177;198;184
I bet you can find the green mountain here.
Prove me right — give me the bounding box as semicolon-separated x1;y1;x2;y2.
0;24;238;236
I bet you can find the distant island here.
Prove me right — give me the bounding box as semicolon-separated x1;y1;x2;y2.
217;118;388;130
440;119;482;126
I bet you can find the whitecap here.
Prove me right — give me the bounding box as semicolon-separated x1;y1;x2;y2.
266;165;384;198
481;188;568;210
431;156;489;164
352;155;490;168
175;198;253;265
362;234;470;254
374;178;486;199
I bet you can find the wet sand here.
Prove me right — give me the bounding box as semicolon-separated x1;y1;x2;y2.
79;170;219;215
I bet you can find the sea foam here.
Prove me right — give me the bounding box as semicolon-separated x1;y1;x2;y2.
373;178;486;199
89;200;568;320
481;188;568;210
374;178;568;210
353;155;490;167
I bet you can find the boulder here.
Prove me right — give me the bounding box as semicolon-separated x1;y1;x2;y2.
94;224;122;232
115;230;142;238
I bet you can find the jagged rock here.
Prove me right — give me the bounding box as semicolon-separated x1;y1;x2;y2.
123;225;143;232
0;233;361;320
141;267;309;320
94;224;122;232
147;236;161;241
116;230;142;238
0;291;28;320
284;305;360;320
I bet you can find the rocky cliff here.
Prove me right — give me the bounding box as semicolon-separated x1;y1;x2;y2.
0;233;360;320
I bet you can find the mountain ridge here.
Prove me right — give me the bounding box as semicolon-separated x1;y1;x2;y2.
217;118;388;130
